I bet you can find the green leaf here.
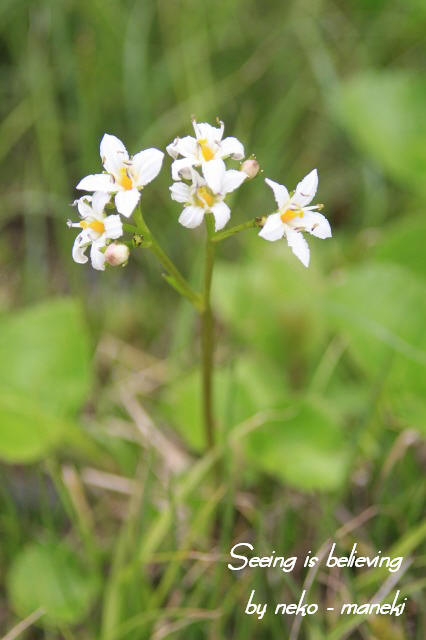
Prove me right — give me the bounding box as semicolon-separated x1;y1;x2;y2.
161;360;348;490
7;540;99;626
0;393;69;463
160;355;288;452
213;248;326;368
327;263;426;434
335;71;426;192
0;297;92;418
374;215;426;279
245;398;348;491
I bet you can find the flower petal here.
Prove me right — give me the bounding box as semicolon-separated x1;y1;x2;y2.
265;178;290;210
222;169;247;194
72;231;90;264
100;134;129;175
190;168;205;187
166;138;180;159
300;210;331;239
91;191;111;217
193;121;224;142
170;181;191;203
77;173;115;193
171;136;197;159
202;158;226;194
90;238;106;271
132;148;164;187
293;168;318;208
104;214;123;240
74;195;93;218
171;157;194;181
219;136;245;160
114;189;140;217
178;205;205;229
211;201;230;231
286;229;310;267
258;213;285;242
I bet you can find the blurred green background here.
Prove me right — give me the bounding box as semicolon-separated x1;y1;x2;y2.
1;0;425;638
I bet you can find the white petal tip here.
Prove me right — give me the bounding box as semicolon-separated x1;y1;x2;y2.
258;230;276;242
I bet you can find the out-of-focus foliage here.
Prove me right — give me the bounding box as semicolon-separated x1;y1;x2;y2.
7;539;100;625
328;263;426;434
0;0;425;638
0;299;91;461
335;72;426;193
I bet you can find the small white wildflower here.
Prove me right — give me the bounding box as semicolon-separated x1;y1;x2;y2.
167;119;245;193
259;169;331;267
76;134;164;218
170;166;247;231
68;192;123;271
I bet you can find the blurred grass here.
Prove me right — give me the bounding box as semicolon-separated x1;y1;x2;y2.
0;0;426;638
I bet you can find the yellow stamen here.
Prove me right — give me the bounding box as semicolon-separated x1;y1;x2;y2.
80;220;105;234
280;209;304;224
198;138;215;162
119;167;133;190
196;186;215;208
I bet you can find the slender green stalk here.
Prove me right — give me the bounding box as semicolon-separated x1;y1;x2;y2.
211;217;263;243
133;206;203;310
122;222;139;234
201;214;216;450
132;206;217;450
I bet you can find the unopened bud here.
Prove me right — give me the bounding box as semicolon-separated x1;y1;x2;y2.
241;158;260;179
105;243;130;267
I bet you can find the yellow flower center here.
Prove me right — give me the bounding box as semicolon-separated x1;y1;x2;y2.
80;220;105;234
196;186;215;208
198;138;215;162
119;167;133;190
280;209;304;224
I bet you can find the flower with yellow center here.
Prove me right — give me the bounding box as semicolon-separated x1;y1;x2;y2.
76;134;164;217
68;192;123;270
166;119;245;193
170;166;247;231
259;169;331;267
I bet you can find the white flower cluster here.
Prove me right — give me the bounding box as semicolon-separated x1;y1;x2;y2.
167;120;247;232
69;134;164;270
68;119;331;270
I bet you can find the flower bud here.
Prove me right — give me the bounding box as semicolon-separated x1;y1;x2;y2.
241;158;260;179
104;243;130;267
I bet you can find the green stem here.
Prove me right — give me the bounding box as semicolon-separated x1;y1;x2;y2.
133;206;203;311
201;214;216;450
122;222;139;234
211;217;262;243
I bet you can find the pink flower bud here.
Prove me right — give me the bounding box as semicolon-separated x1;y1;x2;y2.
104;243;130;267
241;158;260;179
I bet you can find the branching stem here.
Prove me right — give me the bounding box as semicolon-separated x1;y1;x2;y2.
211;217;263;243
133;206;203;311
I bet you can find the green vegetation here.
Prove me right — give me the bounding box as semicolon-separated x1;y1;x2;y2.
0;0;425;638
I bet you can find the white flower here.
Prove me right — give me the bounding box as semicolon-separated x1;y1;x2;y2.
170;166;247;232
167;119;245;193
68;192;123;271
76;134;164;217
258;169;331;267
